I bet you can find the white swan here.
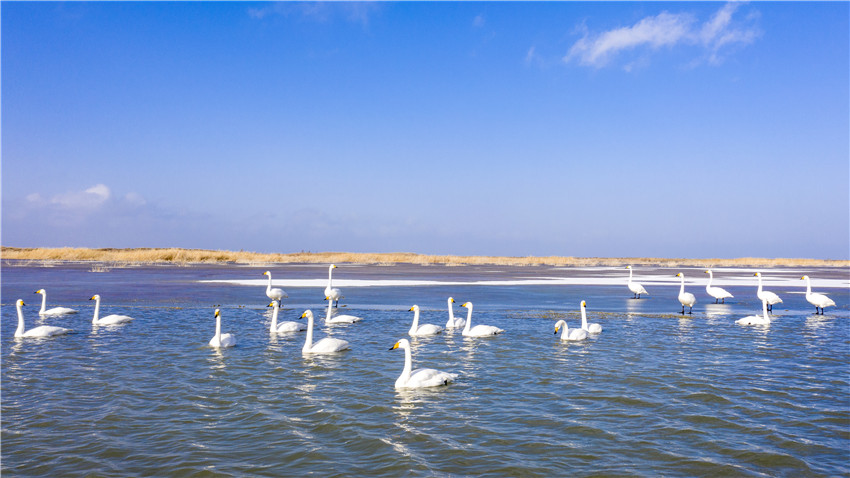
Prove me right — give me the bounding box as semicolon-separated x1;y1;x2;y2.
89;294;134;326
408;305;443;336
676;273;696;314
263;271;288;303
580;300;602;333
390;338;457;389
324;296;362;324
754;272;782;311
324;264;343;308
268;300;305;334
300;310;350;354
445;297;465;329
553;319;588;341
34;289;78;316
704;269;733;303
801;275;835;315
626;265;648;299
14;299;71;338
209;309;236;348
736;299;771;325
460;302;503;337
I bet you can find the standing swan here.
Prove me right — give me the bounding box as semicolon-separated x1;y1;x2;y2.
268;300;305;334
626;266;648;299
801;275;835;315
553;319;588;341
460;302;503;337
580;300;602;333
408;305;443;337
445;297;465;329
754;272;782;312
263;271;288;303
324;264;343;308
90;295;134;326
676;273;696;314
15;299;71;338
300;310;350;354
736;299;771;325
324;296;362;324
209;309;236;348
704;270;733;304
34;289;78;316
390;338;457;389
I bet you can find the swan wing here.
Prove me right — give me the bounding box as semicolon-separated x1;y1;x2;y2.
401;368;458;388
326;314;362;324
808;293;835;307
40;307;78;316
22;326;71;337
275;321;306;333
95;314;134;325
679;292;696;306
586;323;603;333
219;333;236;348
464;324;503;337
564;328;588;341
307;337;350;354
412;324;443;336
758;291;783;304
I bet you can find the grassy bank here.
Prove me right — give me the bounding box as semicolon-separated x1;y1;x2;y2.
2;247;848;268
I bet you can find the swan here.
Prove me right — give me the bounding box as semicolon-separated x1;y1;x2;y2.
460;302;503;337
390;338;457;389
801;275;835;315
408;305;443;336
324;264;343;308
754;272;782;311
268;300;305;334
553;319;588;341
445;297;465;329
626;265;648;299
89;295;134;326
300;310;350;354
209;309;236;348
704;269;733;303
34;289;78;316
736;299;771;325
676;273;696;314
14;299;71;338
263;271;288;303
579;300;602;333
324;296;363;324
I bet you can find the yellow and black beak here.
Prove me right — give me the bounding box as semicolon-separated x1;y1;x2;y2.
389;341;400;351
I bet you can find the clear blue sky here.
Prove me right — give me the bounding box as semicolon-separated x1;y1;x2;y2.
3;2;848;259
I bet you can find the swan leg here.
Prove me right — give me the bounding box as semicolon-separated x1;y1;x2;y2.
681;305;685;315
688;306;693;315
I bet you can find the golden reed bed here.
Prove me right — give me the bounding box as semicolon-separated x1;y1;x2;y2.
2;247;847;268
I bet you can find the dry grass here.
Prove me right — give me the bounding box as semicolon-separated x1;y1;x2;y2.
1;246;847;268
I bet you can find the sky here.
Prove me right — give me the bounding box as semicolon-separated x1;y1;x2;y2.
2;2;848;259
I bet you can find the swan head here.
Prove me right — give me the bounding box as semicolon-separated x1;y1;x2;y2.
330;264;337;269
263;271;271;277
554;319;566;334
35;289;46;295
17;299;25;307
448;297;455;303
581;300;587;308
704;270;711;275
214;309;221;318
754;272;761;277
676;273;684;278
300;310;313;320
801;275;809;280
90;294;101;301
409;305;419;312
268;300;279;308
390;338;410;351
626;265;632;270
460;302;472;308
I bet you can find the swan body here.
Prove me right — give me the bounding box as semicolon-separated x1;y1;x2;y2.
263;271;288;303
676;273;696;314
34;289;78;316
626;266;648;299
324;297;362;324
408;305;443;336
390;338;457;389
736;299;771;325
580;300;602;333
324;264;343;307
754;272;782;311
89;294;134;326
300;310;350;354
801;275;835;314
209;309;236;348
268;300;305;333
445;297;465;329
554;319;588;341
704;270;733;303
14;300;71;338
460;302;503;337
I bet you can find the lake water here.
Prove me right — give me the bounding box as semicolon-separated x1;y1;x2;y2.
2;262;849;476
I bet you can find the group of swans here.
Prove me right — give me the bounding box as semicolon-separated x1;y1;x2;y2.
14;291;135;340
554;300;602;341
14;299;72;338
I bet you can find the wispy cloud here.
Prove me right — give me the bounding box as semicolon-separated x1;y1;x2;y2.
248;2;380;27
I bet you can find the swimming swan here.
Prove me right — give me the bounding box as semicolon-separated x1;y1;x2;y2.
268;300;305;334
15;299;71;338
408;305;443;336
754;272;782;311
89;295;134;326
554;319;588;341
460;302;503;337
34;289;78;316
580;300;602;333
263;271;288;303
445;297;465;329
324;264;343;308
390;338;457;389
324;296;362;324
676;273;696;314
626;265;648;299
736;299;771;325
300;310;350;354
209;309;236;348
801;275;835;315
704;270;733;303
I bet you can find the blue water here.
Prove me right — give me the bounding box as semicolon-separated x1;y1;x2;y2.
2;262;849;476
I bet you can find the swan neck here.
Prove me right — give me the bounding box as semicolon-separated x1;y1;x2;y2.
399;346;413;385
628;268;633;283
762;300;770;321
270;304;279;332
215;315;222;341
92;297;101;323
303;314;314;352
39;293;47;314
556;320;568;340
325;299;333;321
328;266;334;287
409;308;419;333
447;300;455;324
581;305;587;328
679;275;686;294
756;274;763;294
463;305;473;332
805;277;812;295
15;303;25;337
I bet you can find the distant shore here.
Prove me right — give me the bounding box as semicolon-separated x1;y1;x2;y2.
2;247;848;268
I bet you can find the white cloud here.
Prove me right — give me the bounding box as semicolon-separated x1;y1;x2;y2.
473;14;485;28
48;183;111;209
